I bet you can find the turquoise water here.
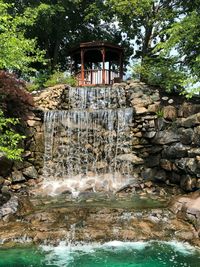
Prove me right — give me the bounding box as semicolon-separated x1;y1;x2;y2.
0;241;199;267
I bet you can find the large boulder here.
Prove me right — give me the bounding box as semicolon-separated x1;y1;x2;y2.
22;166;38;179
171;191;200;234
177;112;200;128
163;105;177;121
152;130;180;145
162;143;189;159
179;128;194;145
11;170;26;183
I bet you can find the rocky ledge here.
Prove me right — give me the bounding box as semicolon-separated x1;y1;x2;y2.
0;190;199;248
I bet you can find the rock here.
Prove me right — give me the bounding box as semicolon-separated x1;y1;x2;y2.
34;133;44;153
179;128;194;145
193;126;200;146
27;120;36;127
178;102;200;117
147;103;160;113
0;154;13;177
172;192;200;231
162;143;189;159
162;96;169;101
163;105;177;120
143;131;156;138
160;159;173;171
144;181;153;188
141;168;157;180
154;170;167;182
180;175;197;191
177;113;200;127
11;170;26;183
22;166;38;179
0;177;4;185
0;196;18;219
1;185;9;194
188;148;200;157
116;154;144;164
145;155;160;167
153;130;180;145
168;99;174;104
174;158;200;175
134;106;147;115
170;172;181;184
11;184;22;190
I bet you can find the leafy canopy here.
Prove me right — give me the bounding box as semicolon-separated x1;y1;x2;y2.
0;0;44;72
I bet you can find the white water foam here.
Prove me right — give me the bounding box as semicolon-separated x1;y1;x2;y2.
40;240;200;267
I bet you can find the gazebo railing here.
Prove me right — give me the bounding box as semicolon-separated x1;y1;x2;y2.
76;69;120;86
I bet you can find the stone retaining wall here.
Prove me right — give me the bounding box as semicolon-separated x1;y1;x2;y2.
1;81;200;197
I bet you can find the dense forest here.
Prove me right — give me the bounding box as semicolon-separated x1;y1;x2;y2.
0;0;200;158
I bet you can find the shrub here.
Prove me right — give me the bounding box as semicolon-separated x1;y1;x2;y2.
44;71;77;87
132;57;186;93
0;109;25;160
0;71;33;117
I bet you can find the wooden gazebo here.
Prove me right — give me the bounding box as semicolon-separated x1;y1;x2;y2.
69;41;123;86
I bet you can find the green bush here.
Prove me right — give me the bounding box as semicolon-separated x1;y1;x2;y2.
44;71;77;87
132;57;187;93
0;110;25;160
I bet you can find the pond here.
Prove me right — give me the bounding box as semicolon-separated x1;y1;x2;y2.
0;241;199;267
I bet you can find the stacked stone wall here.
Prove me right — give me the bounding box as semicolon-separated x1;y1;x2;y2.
1;81;200;197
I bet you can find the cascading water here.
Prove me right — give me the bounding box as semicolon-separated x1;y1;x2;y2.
42;86;135;195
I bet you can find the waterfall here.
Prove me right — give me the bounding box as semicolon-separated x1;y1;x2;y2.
43;87;134;194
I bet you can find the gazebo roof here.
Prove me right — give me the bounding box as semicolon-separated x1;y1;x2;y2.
70;41;123;54
69;41;123;63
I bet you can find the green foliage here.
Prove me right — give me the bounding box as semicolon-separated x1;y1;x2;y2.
0;110;25;160
132;57;187;92
4;0;124;72
44;71;77;88
26;71;50;92
106;0;181;59
155;109;164;118
157;9;200;86
0;0;45;73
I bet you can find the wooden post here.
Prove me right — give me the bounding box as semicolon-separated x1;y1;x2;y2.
102;48;106;85
90;62;93;85
119;51;123;80
81;48;85;86
108;61;111;84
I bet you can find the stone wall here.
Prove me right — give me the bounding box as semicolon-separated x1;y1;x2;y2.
0;110;43;200
32;81;200;192
1;81;200;198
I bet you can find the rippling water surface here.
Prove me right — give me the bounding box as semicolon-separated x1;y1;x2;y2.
0;241;199;267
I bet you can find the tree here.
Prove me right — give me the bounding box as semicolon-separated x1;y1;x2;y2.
152;1;200;96
0;0;44;73
106;0;182;61
5;0;125;72
0;71;34;160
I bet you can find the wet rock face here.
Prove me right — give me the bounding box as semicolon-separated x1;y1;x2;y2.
171;191;200;237
0;193;199;247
